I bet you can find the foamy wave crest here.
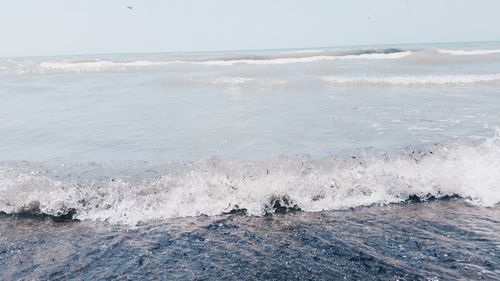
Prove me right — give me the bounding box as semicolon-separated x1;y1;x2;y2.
323;73;500;86
37;51;412;72
200;51;412;66
39;60;177;72
438;49;500;56
1;136;499;225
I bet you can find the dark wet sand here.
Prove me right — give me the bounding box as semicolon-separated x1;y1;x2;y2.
1;200;498;280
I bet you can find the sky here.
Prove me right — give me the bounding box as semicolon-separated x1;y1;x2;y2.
1;0;499;57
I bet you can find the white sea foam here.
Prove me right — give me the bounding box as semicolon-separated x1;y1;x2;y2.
407;126;444;131
322;73;500;86
207;77;288;90
37;51;413;72
200;51;412;66
210;77;255;86
1;135;499;225
438;49;500;56
39;60;178;72
279;49;326;54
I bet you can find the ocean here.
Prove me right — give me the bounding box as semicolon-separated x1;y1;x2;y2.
0;42;499;280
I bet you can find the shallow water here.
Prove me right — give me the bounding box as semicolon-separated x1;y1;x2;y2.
1;42;500;222
1;42;500;163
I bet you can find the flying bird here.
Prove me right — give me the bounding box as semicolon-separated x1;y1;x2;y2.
126;6;133;10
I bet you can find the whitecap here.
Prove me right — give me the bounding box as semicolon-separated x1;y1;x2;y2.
322;73;500;86
1;135;499;225
438;49;500;56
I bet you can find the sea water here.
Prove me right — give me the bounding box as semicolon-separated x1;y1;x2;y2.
0;42;499;280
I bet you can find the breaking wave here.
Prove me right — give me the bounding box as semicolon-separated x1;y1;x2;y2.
5;46;500;75
198;51;412;66
1;135;499;225
38;60;178;72
322;73;500;86
31;49;412;73
438;49;500;56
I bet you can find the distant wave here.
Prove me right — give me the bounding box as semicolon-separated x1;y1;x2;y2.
1;135;499;225
322;73;500;86
35;50;412;72
6;46;500;75
39;60;177;72
279;49;326;54
199;51;412;66
438;49;500;56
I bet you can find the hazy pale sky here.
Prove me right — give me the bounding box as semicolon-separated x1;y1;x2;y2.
1;0;499;57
